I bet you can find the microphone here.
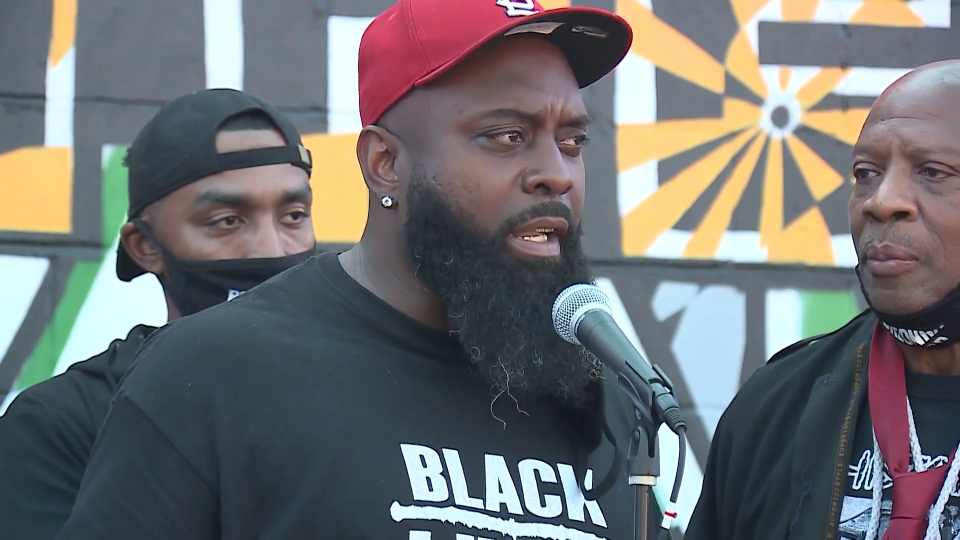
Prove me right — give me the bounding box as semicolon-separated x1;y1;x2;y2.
552;283;685;433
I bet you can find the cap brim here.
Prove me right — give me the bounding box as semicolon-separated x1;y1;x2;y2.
416;7;633;90
116;242;147;282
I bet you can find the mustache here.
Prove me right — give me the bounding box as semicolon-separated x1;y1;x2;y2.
495;201;577;238
856;231;922;261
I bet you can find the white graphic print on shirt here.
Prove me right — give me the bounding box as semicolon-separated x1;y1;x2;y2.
394;443;610;539
838;447;960;539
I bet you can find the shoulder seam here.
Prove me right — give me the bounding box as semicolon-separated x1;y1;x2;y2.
120;393;219;494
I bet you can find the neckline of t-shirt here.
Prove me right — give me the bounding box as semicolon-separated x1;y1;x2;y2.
313;251;466;361
905;368;960;401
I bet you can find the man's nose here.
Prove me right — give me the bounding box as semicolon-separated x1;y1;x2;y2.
521;140;576;197
246;223;287;259
861;164;919;224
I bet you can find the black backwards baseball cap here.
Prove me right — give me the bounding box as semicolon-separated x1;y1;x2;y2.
117;88;313;282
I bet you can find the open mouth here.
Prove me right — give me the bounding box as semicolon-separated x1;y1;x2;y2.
506;217;569;258
517;227;558;244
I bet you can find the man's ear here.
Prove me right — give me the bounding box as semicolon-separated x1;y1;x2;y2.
119;220;164;275
356;125;402;200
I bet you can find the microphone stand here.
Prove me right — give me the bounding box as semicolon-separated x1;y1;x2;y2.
613;364;681;540
630;425;660;540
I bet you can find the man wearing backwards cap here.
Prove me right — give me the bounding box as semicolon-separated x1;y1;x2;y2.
58;1;641;538
0;88;317;540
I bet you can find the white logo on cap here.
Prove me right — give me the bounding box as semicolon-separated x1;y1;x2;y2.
496;0;539;17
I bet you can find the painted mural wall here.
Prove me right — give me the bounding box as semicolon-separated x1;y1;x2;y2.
0;0;956;536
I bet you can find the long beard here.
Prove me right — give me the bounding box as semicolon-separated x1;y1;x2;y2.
403;167;601;409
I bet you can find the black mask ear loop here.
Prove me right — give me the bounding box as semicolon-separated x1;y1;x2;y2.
130;218;190;315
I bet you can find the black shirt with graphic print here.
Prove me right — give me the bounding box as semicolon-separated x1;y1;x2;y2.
838;370;960;539
56;252;649;540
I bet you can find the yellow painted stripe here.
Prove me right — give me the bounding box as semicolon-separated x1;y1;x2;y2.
0;147;73;233
302;132;367;244
617;0;726;94
684;133;768;257
617;97;761;172
621;128;759;255
49;0;77;67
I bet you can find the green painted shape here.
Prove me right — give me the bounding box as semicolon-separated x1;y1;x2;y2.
15;146;130;391
101;147;130;249
799;290;860;339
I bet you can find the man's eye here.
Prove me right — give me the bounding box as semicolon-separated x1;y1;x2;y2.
560;135;590;147
488;131;524;144
852;167;877;182
210;216;241;228
284;211;309;223
918;166;950;180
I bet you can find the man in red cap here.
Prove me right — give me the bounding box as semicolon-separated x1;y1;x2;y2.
57;1;639;538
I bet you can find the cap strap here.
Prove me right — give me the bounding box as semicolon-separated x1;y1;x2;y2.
216;145;312;175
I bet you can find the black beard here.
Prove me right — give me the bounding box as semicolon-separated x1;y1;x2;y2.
403;167;601;409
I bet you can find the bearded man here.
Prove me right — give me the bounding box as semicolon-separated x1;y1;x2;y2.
56;1;643;538
686;60;960;540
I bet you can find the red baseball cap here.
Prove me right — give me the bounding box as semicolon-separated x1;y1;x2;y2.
357;0;634;126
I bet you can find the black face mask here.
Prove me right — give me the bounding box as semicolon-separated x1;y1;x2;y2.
856;265;960;348
133;220;315;317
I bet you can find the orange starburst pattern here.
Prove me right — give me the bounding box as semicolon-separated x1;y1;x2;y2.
615;0;936;266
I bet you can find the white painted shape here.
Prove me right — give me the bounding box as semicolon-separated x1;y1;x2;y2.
102;145;115;168
759;65;821;100
663;285;746;530
654;421;704;534
646;230;691;260
203;0;245;90
614;52;656;125
782;66;822;97
832;234;858;268
54;243;167;375
759;87;802;139
0;256;50;364
834;68;910;97
0;389;22;416
753;1;949;30
759;63;784;99
812;0;863;24
671;285;745;413
765;288;803;361
745;0;781;53
45;47;75;147
640;228;858;265
695;407;727;442
909;0;952;27
617;160;659;216
651;281;699;322
753;0;857;24
715;231;768;263
327;16;374;133
594;277;650;365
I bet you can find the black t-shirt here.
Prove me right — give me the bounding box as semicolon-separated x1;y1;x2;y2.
0;324;154;540
57;253;640;539
838;370;960;539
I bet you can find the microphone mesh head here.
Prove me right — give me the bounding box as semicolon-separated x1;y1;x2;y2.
552;283;613;346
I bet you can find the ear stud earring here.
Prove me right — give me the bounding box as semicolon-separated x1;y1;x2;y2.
380;195;395;209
